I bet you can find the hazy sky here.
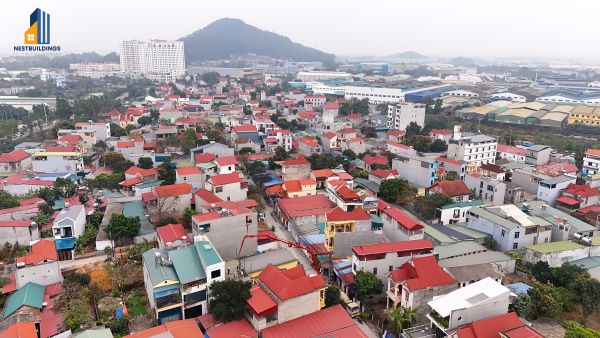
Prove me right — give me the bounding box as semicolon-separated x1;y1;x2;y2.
3;0;600;61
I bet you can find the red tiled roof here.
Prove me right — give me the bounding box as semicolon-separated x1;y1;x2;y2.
261;304;366;338
266;184;284;196
176;166;201;176
15;239;57;265
283;156;310;166
298;111;316;119
436;156;464;166
192;212;222;223
349;137;364;143
283;180;302;193
2;174;52;187
337;128;356;134
388;256;455;290
247;286;277;316
205;319;258;338
382;206;424;231
388;130;405;137
564;183;599;197
430;128;452;135
0;204;38;216
363;154;388;166
232;125;258;133
126;319;204;338
157;224;191;245
585;148;600;157
215;156;238;166
312;169;335;178
299;136;318;147
353;239;433;257
45;145;77;152
119;176;143;187
278;194;336;219
456;312;542;338
209;172;242;185
153;184;192;198
346;113;361;119
0;149;30;163
575;205;600;215
480;163;505;174
195;188;223;204
117;141;135;148
497;144;527;156
1;273;16;294
321;132;337;139
258;264;326;301
556;195;580;206
125;166;157;177
19;197;44;206
336;185;361;201
324;102;339;109
0;220;32;228
208;200;258;210
57;134;83;144
429;180;470;197
194;153;216;163
143;143;156;150
326;207;371;222
387;141;412;150
370;168;399;178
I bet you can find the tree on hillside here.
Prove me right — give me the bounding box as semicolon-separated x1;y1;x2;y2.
209;279;252;322
405;122;422;136
354;271;383;311
430;139;448;152
201;72;221;86
105;214;141;243
570;277;600;319
138;157;153;169
324;286;342;308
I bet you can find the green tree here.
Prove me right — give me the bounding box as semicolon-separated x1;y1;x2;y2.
342;149;357;161
563;321;600;338
414;193;453;219
35;187;56;206
389;306;417;335
137;116;153;126
181;208;198;230
138;157;154;169
354;270;383;311
181;128;197;154
157;160;176;185
551;263;589;288
379;178;411;204
307;154;341;170
33;212;52;228
209;279;252;322
272;146;290;161
360;125;377;138
405;122;422;136
101;152;134;173
238;147;254;154
246;161;266;177
570;277;600;319
105;214;141;243
201;72;221;86
531;261;552;283
404;135;432;152
430;139;448;152
324;286;342;308
53;177;77;198
0;191;19;209
349;168;368;179
525;281;567;320
110;123;127;137
155;216;178;227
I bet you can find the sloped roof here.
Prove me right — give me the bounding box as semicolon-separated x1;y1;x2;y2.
3;282;44;317
564;183;599;197
456;312;542;338
247;286;278;316
125;319;203;338
176;166;201;176
153;183;192;198
0;149;30;163
278;195;336;218
430;180;470;197
0;322;38;338
381;206;424;231
353;240;433;257
156;224;191;245
326;207;371;222
258;264;326;301
16;239;57;265
388;256;455;291
370;168;399;178
195;188;223;203
208;172;242;185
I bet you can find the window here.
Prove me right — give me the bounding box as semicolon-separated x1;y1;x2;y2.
389;265;393;272
514;232;520;239
215;186;223;193
211;270;221;279
373;267;377;275
501;230;505;237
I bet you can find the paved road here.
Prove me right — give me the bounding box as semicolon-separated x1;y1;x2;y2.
59;254;107;270
355;319;380;338
263;203;317;275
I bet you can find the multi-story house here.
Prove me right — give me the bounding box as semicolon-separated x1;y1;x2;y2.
496;144;527;163
352;240;434;283
175;166;203;192
387;141;415;156
382;205;425;242
0;149;31;173
522;200;597;242
436;200;483;225
214;156;238;175
31;151;84;174
74;121;111;141
15;239;62;288
148;184;193;219
324;207;372;252
451;312;543;338
282;179;317;198
276;194;336;241
0;220;39;245
204;172;247;202
303;95;326;108
368;169;399;185
265;130;292;152
583;148;600;176
327;183;363;211
436;156;467;181
465;173;506;206
280;156;311;180
53;204;86;240
120;40;185;82
392;153;438;188
245;264;326;332
2;174;53;196
555;183;600;211
142;239;224;323
298;136;320;156
537;175;577;206
427;278;512;337
319;132;339;153
446;127;497;172
466;204;552;251
386;256;457;321
525;145;552;166
429;180;471;203
387;101;426;131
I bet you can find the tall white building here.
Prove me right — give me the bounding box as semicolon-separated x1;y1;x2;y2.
120;40;185;82
447;126;497;173
387;102;426;131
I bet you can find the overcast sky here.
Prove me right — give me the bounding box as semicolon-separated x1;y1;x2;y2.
3;0;600;62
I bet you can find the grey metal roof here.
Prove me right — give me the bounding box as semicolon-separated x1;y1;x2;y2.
522;200;596;233
429;223;472;241
438;250;514;268
540;175;575;185
446;263;504;283
434;241;489;260
55;204;85;223
446;224;490;240
333;231;383;257
142;248;179;286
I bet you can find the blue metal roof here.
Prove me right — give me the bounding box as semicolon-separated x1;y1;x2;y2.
55;237;76;250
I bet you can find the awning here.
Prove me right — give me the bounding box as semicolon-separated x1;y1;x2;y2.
556;195;580;206
55;237;76;250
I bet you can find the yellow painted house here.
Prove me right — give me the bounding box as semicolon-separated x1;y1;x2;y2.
282;178;317;198
324;207;372;252
568;105;600;126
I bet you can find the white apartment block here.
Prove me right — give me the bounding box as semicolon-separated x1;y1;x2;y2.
120;40;185;82
297;71;352;82
465;174;506;206
69;63;121;78
447;127;497;173
31;151;84;174
583;149;600;176
75;121;111;141
387;102;426;131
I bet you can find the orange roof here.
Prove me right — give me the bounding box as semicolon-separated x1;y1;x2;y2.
16;239;57;265
208;172;242;186
195;188;223;203
429;180;470;197
157;223;191;245
283;180;302;193
326;207;371;222
247;286;277;316
321;132;337;139
117;141;135;148
214;156;238;166
585;148;600;157
125;166;157;177
283;156;310;166
388;256;455;290
126;319;203;338
258;264;326;301
176;166;201;176
119;176;143;187
299;136;318;147
153;184;192;198
388;129;406;137
0;322;38;338
336;185;361;201
312;169;335;178
194;153;216;163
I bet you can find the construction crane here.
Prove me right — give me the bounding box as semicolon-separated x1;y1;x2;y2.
237;233;320;272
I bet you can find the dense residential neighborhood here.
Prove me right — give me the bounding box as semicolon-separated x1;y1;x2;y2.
2;5;600;338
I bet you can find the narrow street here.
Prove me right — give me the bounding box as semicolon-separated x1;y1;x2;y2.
59;254;107;271
263;202;317;275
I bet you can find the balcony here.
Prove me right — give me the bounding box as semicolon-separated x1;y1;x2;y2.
428;311;449;329
156;293;182;309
